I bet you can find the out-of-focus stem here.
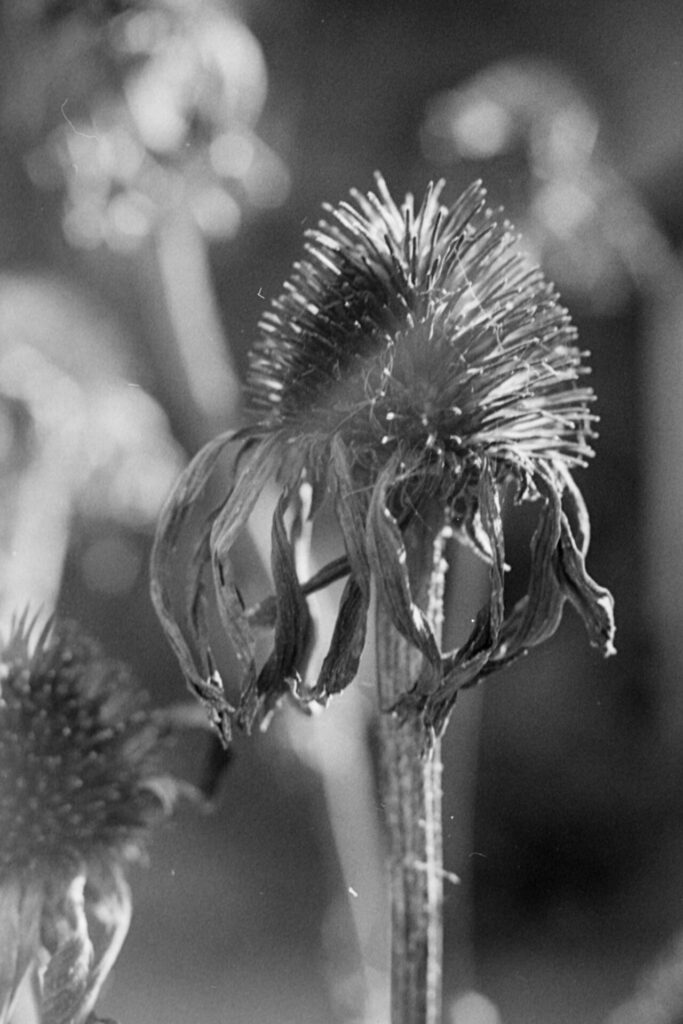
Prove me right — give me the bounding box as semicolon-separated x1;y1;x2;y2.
376;517;447;1024
0;440;71;631
285;490;389;1021
152;210;243;439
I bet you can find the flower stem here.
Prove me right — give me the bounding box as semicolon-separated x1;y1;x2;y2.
376;514;447;1024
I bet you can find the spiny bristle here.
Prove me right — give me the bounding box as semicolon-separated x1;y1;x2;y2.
247;174;594;484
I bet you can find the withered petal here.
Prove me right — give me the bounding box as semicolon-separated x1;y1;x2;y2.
243;553;353;631
0;877;43;1024
186;516;217;680
422;462;506;733
304;436;372;699
329;436;371;589
40;874;93;1024
555;510;617;657
495;471;566;661
41;866;130;1024
77;864;131;1024
240;488;313;728
150;430;249;741
366;459;441;673
209;435;280;681
558;462;591;557
313;576;369;699
41;935;92;1024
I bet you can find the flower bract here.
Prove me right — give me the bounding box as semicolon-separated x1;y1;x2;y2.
151;173;615;745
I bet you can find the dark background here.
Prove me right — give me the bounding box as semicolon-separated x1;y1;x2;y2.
3;1;683;1022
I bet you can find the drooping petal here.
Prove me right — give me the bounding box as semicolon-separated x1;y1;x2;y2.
314;577;369;700
243;555;355;671
310;437;372;700
329;437;371;589
422;461;507;734
150;430;246;741
239;487;313;729
171;435;276;738
557;462;591;557
40;866;131;1024
493;471;566;662
79;863;132;1024
555;510;616;656
41;939;92;1024
366;457;441;676
40;874;93;1024
0;877;43;1024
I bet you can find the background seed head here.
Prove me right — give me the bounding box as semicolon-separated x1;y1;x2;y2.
0;616;167;879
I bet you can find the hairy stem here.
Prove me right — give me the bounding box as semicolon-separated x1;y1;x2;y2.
376;515;447;1024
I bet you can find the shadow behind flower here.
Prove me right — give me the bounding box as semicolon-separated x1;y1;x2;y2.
151;174;615;746
0;613;182;1024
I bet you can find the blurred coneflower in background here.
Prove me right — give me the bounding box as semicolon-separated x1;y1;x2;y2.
0;613;183;1024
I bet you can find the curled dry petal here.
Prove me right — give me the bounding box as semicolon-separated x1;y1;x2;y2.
367;456;442;673
397;459;507;733
313;577;369;700
309;438;372;699
239;488;313;728
150;430;242;742
0;878;43;1024
40;867;131;1024
556;512;616;656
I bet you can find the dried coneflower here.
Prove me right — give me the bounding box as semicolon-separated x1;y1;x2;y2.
152;173;614;737
151;174;615;1023
0;613;180;1024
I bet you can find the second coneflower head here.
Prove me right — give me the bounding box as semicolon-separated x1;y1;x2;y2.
151;173;615;744
0;613;180;1024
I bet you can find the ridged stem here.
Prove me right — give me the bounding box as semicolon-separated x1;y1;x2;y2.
376;514;447;1024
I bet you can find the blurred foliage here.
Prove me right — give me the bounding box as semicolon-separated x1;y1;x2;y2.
3;0;289;249
2;0;683;1021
